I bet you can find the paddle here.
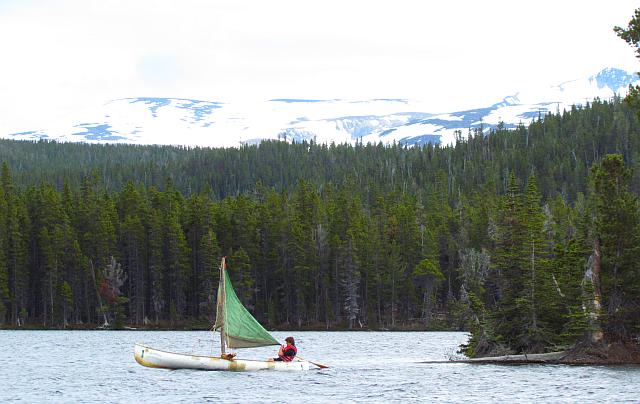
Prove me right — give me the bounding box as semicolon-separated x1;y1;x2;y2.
297;355;329;369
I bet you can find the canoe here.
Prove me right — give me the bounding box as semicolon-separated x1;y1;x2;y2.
134;343;310;372
133;258;323;372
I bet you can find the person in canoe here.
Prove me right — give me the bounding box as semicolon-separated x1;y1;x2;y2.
269;336;297;362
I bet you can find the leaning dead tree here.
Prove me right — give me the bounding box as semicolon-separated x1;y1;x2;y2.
90;259;109;328
93;256;128;328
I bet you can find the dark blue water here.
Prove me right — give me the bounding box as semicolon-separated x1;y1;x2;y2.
1;331;639;403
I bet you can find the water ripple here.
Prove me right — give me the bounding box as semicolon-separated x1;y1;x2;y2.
2;330;640;403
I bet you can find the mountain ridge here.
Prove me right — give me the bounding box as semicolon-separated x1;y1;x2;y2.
4;67;638;148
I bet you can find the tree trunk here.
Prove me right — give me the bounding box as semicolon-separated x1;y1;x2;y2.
391;266;396;327
585;238;604;344
530;240;537;331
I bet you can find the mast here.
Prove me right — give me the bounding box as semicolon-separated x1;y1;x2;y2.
219;256;226;355
214;255;279;351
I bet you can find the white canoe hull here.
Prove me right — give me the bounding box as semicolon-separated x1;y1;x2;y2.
134;344;310;372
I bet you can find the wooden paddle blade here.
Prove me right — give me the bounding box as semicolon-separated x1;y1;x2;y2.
297;355;328;369
311;361;329;369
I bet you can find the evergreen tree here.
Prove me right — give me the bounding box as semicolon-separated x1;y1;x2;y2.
2;163;28;325
164;206;190;322
518;174;551;352
589;154;640;340
228;248;254;309
198;229;219;322
0;167;8;324
117;182;147;324
491;172;526;352
615;8;640;119
147;202;165;324
289;181;320;327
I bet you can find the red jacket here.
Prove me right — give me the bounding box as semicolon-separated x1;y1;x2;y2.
279;344;297;361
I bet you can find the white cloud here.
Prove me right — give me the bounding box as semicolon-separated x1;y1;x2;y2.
0;0;638;132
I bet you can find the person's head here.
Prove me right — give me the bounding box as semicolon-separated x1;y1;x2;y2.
285;336;295;346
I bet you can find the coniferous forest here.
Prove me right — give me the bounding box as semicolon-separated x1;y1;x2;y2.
1;95;640;357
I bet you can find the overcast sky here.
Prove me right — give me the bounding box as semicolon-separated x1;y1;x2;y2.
0;0;638;130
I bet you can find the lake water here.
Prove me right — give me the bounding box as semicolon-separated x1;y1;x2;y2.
1;330;639;403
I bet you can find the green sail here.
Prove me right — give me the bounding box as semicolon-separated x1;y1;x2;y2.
216;270;279;349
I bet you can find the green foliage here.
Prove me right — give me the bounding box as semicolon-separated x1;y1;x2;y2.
0;96;638;356
413;258;443;280
614;8;640;59
228;248;254;309
60;281;73;305
589;154;640;339
458;292;492;357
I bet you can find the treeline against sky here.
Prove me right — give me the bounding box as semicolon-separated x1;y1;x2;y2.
0;97;639;355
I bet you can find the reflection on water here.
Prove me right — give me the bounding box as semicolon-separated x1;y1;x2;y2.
1;330;639;403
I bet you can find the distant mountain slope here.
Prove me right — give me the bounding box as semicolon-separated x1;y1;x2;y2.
4;68;638;147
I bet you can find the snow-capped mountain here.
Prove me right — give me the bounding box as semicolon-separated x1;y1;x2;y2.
4;68;638;147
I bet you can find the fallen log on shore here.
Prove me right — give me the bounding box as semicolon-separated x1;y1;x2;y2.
420;351;569;365
421;342;640;365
